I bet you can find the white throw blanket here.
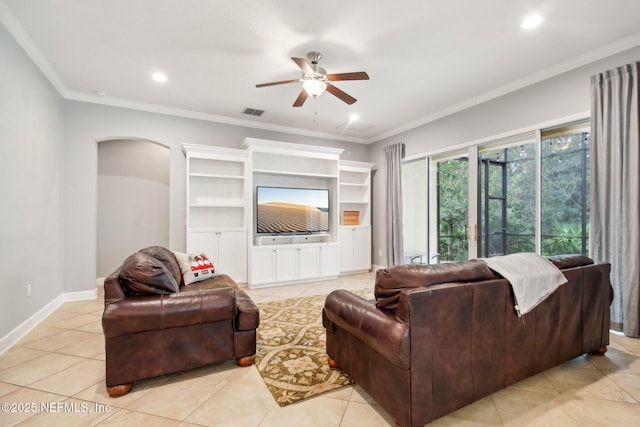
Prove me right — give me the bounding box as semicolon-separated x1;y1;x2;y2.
481;253;567;317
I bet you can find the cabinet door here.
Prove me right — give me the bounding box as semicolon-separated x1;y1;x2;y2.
217;229;247;283
352;227;371;271
250;247;276;285
297;245;320;280
187;231;219;262
319;244;339;277
275;246;298;282
338;228;354;272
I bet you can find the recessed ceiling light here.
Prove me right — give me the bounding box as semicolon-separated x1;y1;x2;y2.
521;14;543;29
151;72;168;83
349;113;360;121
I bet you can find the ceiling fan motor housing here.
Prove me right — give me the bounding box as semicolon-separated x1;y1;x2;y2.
307;51;322;64
305;52;328;83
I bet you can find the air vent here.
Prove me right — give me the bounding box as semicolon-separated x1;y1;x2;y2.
242;108;264;117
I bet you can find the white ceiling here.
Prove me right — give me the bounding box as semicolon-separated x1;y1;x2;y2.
2;0;640;144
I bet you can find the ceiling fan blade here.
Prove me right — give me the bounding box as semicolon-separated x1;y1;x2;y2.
256;79;300;88
327;71;370;81
325;83;357;105
292;90;308;107
291;57;314;74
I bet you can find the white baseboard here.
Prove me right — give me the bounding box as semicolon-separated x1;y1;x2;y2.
0;288;98;356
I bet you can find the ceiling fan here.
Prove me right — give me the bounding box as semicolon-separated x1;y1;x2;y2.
256;52;369;107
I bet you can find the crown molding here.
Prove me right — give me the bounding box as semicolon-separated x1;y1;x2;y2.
0;2;68;96
4;1;639;146
66;91;370;144
369;31;640;144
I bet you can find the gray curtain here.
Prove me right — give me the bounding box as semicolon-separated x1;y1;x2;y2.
590;61;640;337
384;142;404;266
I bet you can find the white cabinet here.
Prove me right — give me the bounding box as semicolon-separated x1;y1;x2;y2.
250;243;337;287
339;226;371;273
297;245;320;280
319;243;339;277
183;144;248;283
187;229;247;283
275;246;298;282
250;246;277;285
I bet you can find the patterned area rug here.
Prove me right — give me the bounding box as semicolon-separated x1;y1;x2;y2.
255;289;373;406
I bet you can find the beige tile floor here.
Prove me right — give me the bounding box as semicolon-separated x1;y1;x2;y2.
1;271;640;426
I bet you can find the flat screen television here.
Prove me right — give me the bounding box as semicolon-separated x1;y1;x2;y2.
256;186;329;234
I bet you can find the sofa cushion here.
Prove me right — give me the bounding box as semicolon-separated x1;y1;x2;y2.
118;252;180;296
375;260;496;310
173;251;216;285
139;246;183;286
183;273;239;291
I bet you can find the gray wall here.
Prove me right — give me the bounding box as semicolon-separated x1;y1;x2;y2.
368;45;640;267
97;139;170;277
0;24;65;338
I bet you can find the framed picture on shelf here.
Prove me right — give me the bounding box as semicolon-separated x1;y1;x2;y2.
343;210;360;225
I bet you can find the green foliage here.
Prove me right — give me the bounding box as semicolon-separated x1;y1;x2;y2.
436;133;590;259
541;223;589;255
437;158;469;261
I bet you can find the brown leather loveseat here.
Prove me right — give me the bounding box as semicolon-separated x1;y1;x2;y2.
323;254;612;427
102;246;259;397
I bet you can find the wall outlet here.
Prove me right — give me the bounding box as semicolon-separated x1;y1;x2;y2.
27;283;31;297
378;249;382;257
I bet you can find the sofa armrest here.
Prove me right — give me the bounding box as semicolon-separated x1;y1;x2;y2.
235;289;260;331
323;290;410;369
103;287;237;337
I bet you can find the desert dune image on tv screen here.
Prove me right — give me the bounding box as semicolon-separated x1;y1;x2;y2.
257;202;329;233
256;187;329;234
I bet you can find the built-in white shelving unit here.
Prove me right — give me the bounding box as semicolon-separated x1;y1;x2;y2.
183;144;248;283
241;138;344;288
338;160;375;274
182;140;373;288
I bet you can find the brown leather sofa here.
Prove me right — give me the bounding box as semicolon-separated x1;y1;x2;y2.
102;246;259;397
323;255;612;427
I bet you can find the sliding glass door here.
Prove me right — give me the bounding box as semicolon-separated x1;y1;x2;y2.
477;135;537;257
430;149;478;262
418;120;590;263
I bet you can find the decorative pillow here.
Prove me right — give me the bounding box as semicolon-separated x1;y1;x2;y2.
118;252;180;296
173;251;216;285
374;260;496;310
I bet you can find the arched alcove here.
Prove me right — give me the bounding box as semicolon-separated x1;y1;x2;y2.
97;138;170;277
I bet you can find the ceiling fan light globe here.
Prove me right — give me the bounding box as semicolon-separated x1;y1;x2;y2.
303;79;327;97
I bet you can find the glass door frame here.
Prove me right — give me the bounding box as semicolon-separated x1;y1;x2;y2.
428;147;478;262
428;133;541;262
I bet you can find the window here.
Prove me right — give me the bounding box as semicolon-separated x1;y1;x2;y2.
401;158;428;264
540;123;590;255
